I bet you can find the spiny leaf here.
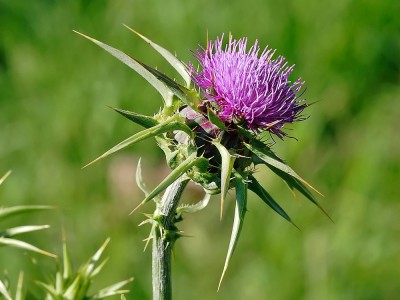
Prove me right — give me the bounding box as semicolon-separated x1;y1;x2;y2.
207;108;227;130
218;172;247;290
92;277;133;299
36;281;59;298
136;158;161;202
123;25;191;87
245;142;322;196
137;62;200;110
0;170;11;186
82;238;110;278
62;276;81;299
0;279;12;300
130;153;200;214
16;272;23;300
109;106;159;128
0;205;54;222
1;225;50;237
74;31;174;106
62;239;72;280
212;141;236;219
177;192;211;214
269;166;333;222
248;175;299;229
91;257;110;278
83;118;192;168
0;237;56;258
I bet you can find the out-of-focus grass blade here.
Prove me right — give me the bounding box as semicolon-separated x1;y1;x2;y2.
245;142;322;196
130;153;200;214
16;272;23;300
92;277;133;299
177;192;211;214
0;237;57;258
218;172;247;291
248;175;299;229
212;141;235;219
1;225;50;237
0;205;54;222
83;118;192;168
0;279;12;300
124;25;191;87
269;166;333;222
109;106;159;128
74;31;175;106
0;170;11;186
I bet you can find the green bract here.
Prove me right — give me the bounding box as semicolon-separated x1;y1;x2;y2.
77;27;329;287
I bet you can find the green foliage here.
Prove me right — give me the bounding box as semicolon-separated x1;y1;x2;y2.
1;1;399;299
37;238;133;300
0;172;55;257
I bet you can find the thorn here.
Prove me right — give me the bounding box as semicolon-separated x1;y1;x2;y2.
129;201;145;215
81;155;105;169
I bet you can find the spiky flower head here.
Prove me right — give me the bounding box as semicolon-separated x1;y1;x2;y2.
192;35;306;138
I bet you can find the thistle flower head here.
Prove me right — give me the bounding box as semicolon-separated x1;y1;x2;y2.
191;35;307;137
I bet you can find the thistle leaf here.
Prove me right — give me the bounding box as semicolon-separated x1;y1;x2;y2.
36;281;59;298
218;172;247;290
0;279;12;300
92;277;133;299
245;142;322;196
62;276;80;299
83;118;192;168
212;141;236;219
109;106;159;128
177;192;211;214
15;272;23;300
248;175;299;229
123;25;191;87
91;258;109;278
130;153;199;214
0;205;54;222
73;31;174;106
137;62;200;110
62;240;72;280
268;166;333;222
1;225;50;237
207;108;227;130
82;238;110;278
0;170;11;186
135;158;160;203
0;237;56;257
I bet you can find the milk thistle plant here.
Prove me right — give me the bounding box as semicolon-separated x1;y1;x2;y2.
76;26;328;300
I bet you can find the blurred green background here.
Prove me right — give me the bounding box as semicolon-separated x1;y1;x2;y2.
1;0;399;299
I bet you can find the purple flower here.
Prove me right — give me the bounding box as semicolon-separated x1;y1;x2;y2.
191;35;307;138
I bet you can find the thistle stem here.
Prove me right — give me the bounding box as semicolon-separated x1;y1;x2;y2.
152;178;189;300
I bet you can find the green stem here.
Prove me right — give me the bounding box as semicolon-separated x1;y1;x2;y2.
152;178;189;300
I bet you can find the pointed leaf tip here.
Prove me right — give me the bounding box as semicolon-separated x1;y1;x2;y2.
218;172;247;290
130;153;199;214
123;24;191;87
